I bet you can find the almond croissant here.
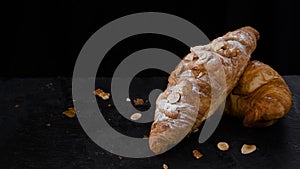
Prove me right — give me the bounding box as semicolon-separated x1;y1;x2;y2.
149;26;259;154
225;60;292;127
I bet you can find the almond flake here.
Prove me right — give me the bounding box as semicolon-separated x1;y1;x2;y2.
93;89;110;100
133;98;144;105
167;92;181;103
192;149;203;159
241;144;256;154
130;113;142;121
62;107;76;118
217;142;229;151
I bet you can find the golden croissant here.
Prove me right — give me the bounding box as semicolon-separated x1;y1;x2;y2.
149;26;260;154
225;60;292;127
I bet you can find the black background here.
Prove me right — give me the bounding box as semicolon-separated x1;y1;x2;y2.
3;0;299;77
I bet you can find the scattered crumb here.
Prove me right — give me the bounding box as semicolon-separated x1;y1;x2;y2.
133;98;144;105
15;104;20;108
93;89;110;100
145;99;149;103
107;104;112;107
162;163;168;169
192;128;199;133
143;135;149;139
118;156;123;160
241;144;256;154
217;142;229;151
130;113;142;121
46;123;51;127
62;107;76;118
192;149;203;159
126;98;131;102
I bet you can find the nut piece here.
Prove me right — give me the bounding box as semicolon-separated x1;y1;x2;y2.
130;113;142;121
192;150;203;159
162;163;168;169
217;142;229;151
184;53;194;61
241;144;256;154
94;89;110;100
164;110;179;119
167;92;181;104
192;128;199;133
62;107;76;118
133;98;144;105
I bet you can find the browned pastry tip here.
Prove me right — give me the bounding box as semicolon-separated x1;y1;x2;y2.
240;26;260;40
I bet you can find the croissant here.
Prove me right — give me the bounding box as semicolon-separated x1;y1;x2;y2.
149;26;259;154
224;60;292;127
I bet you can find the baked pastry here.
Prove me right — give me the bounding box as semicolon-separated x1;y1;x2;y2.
225;60;292;127
148;26;259;154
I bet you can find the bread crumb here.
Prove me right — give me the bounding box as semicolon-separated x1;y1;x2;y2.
93;89;110;100
126;98;131;102
217;142;229;151
118;156;123;160
192;149;203;159
241;144;256;154
63;107;76;118
15;104;20;108
162;163;168;169
46;123;51;127
133;98;144;105
108;104;112;107
130;113;142;121
192;128;199;133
